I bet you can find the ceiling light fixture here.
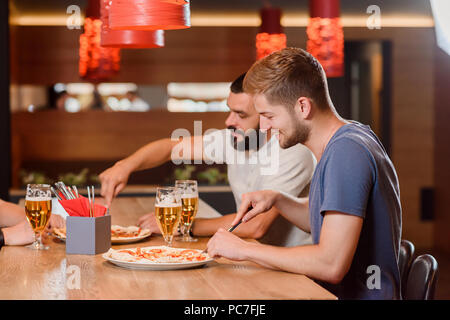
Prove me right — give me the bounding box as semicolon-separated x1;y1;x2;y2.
109;0;190;31
307;0;344;77
100;0;164;48
79;0;120;81
256;6;286;60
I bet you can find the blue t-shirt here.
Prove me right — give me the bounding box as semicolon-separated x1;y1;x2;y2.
309;121;402;300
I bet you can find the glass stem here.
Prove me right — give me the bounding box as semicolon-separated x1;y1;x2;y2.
35;231;42;248
182;225;189;241
166;234;173;247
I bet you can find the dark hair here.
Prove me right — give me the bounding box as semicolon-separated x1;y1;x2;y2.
230;72;247;94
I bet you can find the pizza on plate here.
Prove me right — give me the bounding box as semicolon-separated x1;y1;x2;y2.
111;225;150;240
52;225;151;240
53;227;66;239
105;246;211;264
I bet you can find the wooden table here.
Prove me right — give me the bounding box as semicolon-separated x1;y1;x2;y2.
0;197;336;300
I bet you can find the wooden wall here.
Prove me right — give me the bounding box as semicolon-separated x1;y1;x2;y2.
10;26;257;84
11;110;228;187
11;110;227;161
10;26;439;248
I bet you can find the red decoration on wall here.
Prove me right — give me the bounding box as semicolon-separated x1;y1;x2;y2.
256;7;286;60
100;0;164;48
79;1;120;81
109;0;190;31
307;0;344;77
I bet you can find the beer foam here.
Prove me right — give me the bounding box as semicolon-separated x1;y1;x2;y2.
25;196;51;201
156;193;181;206
155;203;181;208
181;193;198;199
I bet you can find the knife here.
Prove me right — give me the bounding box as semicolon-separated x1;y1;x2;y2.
202;206;252;254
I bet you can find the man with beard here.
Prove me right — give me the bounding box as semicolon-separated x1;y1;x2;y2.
205;48;402;300
99;73;316;247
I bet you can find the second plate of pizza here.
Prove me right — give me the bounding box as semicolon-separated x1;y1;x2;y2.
53;225;151;244
110;225;152;244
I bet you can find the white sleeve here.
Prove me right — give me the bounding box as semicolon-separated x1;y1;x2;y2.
202;129;234;164
259;144;316;197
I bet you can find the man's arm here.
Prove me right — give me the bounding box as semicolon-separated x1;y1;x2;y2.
137;207;280;239
273;192;310;232
0;200;65;245
192;207;279;239
0;199;26;227
0;200;34;246
207;211;363;284
100;136;202;206
232;190;310;233
2;220;34;246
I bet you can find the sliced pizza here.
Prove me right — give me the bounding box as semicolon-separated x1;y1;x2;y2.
111;225;151;240
53;225;151;242
106;246;211;264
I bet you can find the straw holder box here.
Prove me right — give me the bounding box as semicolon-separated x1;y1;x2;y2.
66;215;111;255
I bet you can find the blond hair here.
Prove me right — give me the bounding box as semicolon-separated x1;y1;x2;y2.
243;47;331;110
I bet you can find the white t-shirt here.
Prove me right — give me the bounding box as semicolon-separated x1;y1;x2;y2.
203;129;316;247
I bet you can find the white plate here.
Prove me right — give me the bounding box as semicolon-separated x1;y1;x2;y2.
102;247;213;271
111;232;151;244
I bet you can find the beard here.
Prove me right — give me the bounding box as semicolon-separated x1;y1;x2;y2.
279;121;311;149
227;125;265;151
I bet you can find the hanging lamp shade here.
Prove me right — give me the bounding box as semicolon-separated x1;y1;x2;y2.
256;7;286;60
79;0;120;81
306;0;344;77
100;0;164;48
109;0;190;31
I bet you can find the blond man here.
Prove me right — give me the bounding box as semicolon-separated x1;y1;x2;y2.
206;48;402;300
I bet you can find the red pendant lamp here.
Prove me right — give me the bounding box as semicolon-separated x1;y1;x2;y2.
256;7;287;60
109;0;190;31
307;0;344;77
79;0;120;81
100;0;164;48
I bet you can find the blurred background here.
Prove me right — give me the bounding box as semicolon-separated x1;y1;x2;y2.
0;0;449;298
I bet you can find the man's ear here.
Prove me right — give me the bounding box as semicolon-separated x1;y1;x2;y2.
296;97;313;119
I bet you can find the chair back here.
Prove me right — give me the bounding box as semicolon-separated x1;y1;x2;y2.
404;254;438;300
399;239;415;296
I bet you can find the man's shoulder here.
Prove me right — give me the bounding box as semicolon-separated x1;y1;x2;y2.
326;130;378;166
203;128;226;139
324;136;374;167
321;135;377;181
279;143;316;164
202;129;231;147
329;123;381;153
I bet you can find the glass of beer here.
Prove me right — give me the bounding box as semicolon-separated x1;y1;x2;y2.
154;187;182;247
175;180;199;242
25;184;52;250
